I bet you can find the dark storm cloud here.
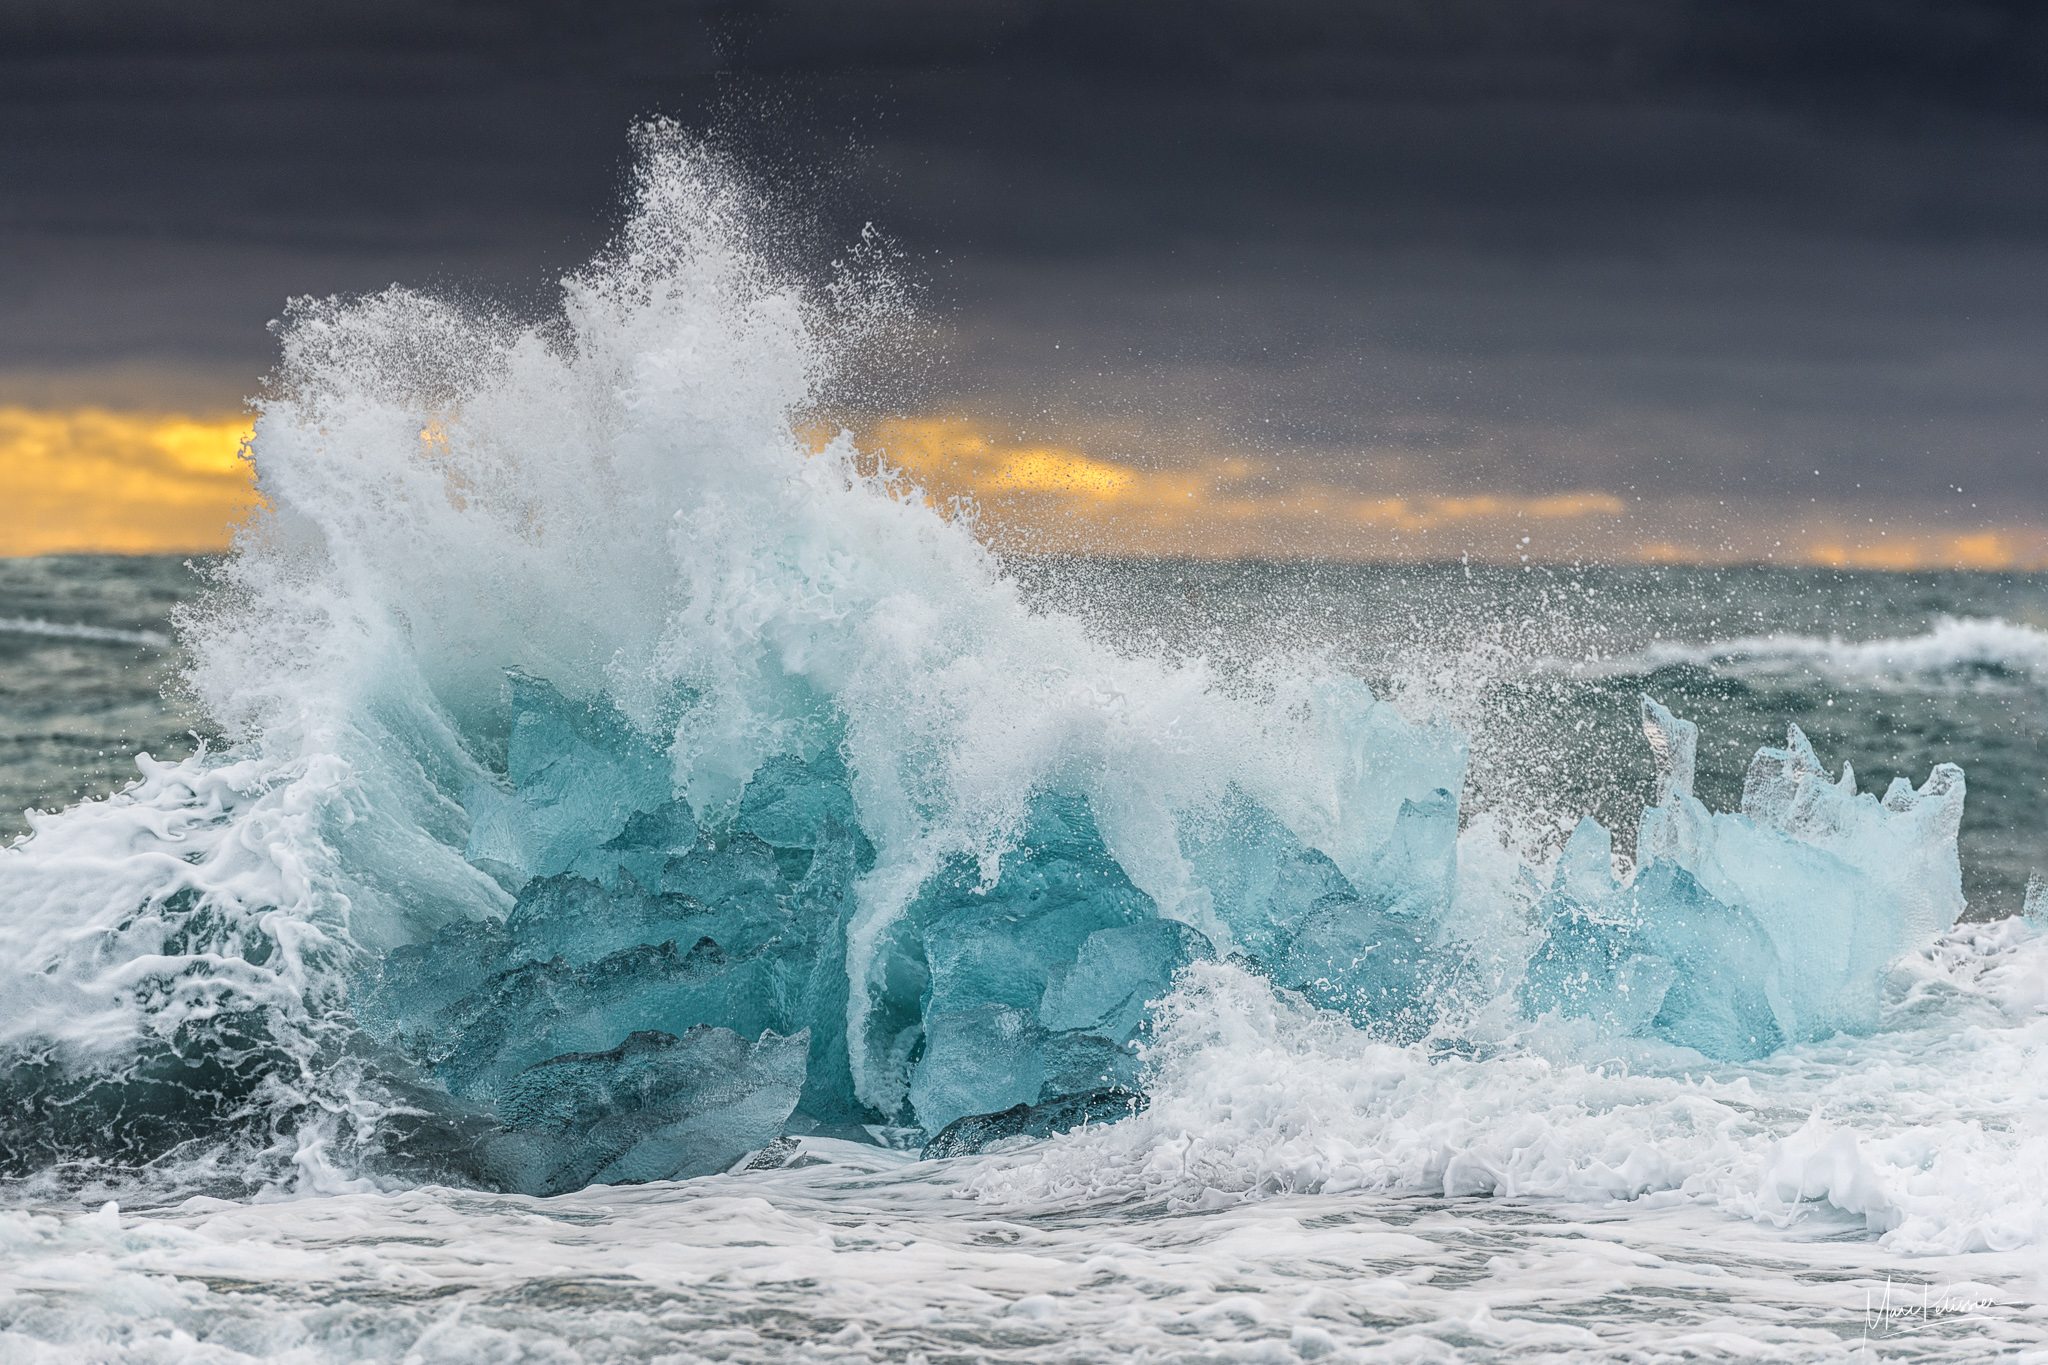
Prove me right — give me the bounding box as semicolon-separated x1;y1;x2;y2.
3;0;2046;510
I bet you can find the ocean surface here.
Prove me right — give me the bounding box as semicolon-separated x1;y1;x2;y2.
4;553;2046;1362
4;135;2047;1362
5;554;2047;918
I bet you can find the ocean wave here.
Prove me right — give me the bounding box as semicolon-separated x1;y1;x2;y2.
0;616;168;649
1554;615;2048;685
0;124;2020;1257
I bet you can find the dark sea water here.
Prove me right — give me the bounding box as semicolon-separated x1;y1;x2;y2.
0;556;209;830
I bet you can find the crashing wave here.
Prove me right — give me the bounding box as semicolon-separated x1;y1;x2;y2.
0;127;1979;1199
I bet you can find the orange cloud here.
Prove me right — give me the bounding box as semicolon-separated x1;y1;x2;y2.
1800;531;2048;572
0;407;256;555
9;404;2044;570
855;416;1629;557
859;418;1166;503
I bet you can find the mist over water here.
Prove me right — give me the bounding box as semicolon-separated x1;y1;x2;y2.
3;131;2046;1361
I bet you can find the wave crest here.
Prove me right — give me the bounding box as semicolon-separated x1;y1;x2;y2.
1556;616;2048;687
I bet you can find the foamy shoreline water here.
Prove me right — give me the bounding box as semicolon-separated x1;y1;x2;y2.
5;1153;2044;1363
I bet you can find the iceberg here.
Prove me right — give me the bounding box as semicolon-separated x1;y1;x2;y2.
896;793;1210;1132
1523;697;1966;1059
479;1026;808;1196
350;672;1481;1178
23;667;1965;1195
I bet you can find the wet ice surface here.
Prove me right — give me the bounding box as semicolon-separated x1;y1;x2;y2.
4;1154;2043;1364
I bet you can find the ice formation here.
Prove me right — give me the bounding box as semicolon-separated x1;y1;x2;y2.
1523;699;1965;1059
0;128;1977;1197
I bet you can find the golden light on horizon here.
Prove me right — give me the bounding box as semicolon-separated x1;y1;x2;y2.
0;407;256;556
859;416;1635;557
1801;531;2046;572
4;404;2044;569
862;418;1156;503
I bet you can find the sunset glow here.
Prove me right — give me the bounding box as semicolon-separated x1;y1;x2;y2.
5;405;2044;569
0;407;256;555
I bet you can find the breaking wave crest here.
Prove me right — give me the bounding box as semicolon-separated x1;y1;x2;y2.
0;127;2041;1256
0;616;169;649
1556;616;2048;687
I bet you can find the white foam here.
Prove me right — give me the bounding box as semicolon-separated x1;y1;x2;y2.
969;918;2048;1259
2;1142;2042;1363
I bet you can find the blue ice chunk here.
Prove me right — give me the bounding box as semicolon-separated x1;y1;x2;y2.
358;684;892;1177
1178;787;1361;964
1276;788;1463;1040
734;750;865;854
501;873;716;967
464;673;676;886
1523;698;1965;1059
431;938;785;1099
1039;919;1209;1038
1279;674;1469;884
1629;862;1787;1058
1520;816;1677;1038
899;792;1213;1132
1359;787;1461;918
1173;776;1466;1041
1523;850;1784;1058
563;803;700;893
355;915;507;1044
653;831;806;951
1644;697;1963;1045
1042;1028;1148;1097
909;1002;1051;1133
481;1026;807;1195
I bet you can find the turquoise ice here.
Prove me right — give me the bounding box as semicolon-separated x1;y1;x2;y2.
1523;697;1966;1059
343;673;1967;1195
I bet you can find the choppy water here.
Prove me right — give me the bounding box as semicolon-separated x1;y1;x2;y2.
0;555;207;832
4;131;2047;1363
5;1152;2042;1363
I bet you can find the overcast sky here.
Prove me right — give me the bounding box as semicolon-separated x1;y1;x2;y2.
4;0;2046;547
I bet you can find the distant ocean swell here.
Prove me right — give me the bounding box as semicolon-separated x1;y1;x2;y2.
1548;615;2048;686
0;616;168;649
